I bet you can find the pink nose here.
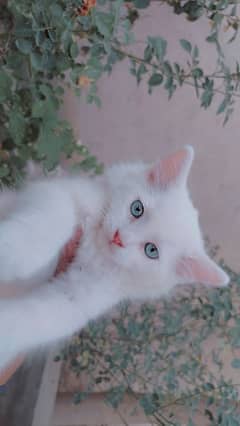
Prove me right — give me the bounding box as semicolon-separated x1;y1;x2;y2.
111;230;124;248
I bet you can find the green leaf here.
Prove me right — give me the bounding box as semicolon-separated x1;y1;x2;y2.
144;45;153;63
203;382;215;391
223;107;234;126
105;385;126;409
49;3;63;18
73;391;90;404
139;394;157;415
206;32;217;43
180;39;192;54
217;98;228;115
164;76;176;98
70;42;79;59
0;165;9;178
84;56;103;80
148;73;163;86
0;70;12;102
148;37;167;61
192;45;199;60
133;0;150;9
39;84;54;98
136;62;147;84
36;121;74;169
32;97;59;122
192;68;203;78
231;358;240;368
95;12;114;38
201;79;214;109
174;62;183;85
163;61;173;76
15;39;33;54
30;52;44;71
8;109;26;145
182;2;203;21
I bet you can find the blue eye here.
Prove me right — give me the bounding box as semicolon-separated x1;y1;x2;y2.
130;200;144;218
144;242;159;259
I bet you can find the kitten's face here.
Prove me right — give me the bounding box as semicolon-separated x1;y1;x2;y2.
102;147;229;299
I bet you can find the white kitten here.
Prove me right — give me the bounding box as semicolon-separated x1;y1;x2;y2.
0;146;229;369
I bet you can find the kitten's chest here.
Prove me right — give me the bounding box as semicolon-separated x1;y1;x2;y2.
73;224;113;273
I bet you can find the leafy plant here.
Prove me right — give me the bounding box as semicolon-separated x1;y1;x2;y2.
1;0;240;185
58;257;240;425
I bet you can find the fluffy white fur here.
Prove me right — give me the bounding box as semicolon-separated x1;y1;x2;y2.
0;146;229;369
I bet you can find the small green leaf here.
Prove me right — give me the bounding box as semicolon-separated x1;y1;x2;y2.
180;39;192;54
144;45;152;63
201;79;214;109
49;3;63;18
70;42;79;59
8;109;26;145
148;37;167;61
0;70;12;102
164;76;176;98
192;45;199;60
163;61;172;76
139;394;157;415
32;97;58;121
15;39;33;54
36;121;74;170
203;382;215;391
217;98;228;115
0;165;9;178
73;391;90;404
206;32;217;43
136;62;147;84
133;0;150;9
148;73;163;86
205;409;214;421
105;385;126;409
30;52;44;71
231;358;240;368
95;12;114;38
192;68;203;78
174;62;183;85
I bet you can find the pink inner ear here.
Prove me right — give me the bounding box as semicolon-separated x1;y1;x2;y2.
148;148;190;187
176;256;228;287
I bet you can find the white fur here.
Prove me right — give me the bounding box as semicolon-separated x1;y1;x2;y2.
0;147;229;368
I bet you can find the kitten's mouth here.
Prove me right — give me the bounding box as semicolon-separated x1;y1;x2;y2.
110;230;124;248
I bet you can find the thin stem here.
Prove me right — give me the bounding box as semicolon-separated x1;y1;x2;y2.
112;45;240;99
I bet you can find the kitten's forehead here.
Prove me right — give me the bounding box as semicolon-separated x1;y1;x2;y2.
106;161;148;191
107;162;146;180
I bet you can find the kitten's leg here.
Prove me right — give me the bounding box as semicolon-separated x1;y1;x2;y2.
0;268;121;369
0;180;78;284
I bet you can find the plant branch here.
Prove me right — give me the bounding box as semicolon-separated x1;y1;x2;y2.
112;45;240;99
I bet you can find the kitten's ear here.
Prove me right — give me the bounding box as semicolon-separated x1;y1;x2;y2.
147;145;194;188
176;255;229;287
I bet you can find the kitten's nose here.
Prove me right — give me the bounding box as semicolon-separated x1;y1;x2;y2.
110;230;124;248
